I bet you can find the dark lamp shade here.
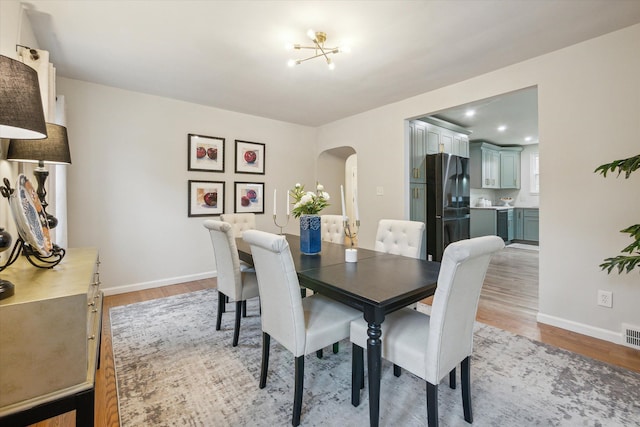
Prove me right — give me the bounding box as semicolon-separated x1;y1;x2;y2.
8;123;72;165
0;55;47;139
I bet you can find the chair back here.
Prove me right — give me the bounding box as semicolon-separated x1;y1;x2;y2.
203;220;244;299
374;219;425;259
321;214;345;244
242;230;306;356
425;235;504;383
220;213;256;237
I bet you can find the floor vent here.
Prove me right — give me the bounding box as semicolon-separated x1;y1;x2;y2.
622;324;640;350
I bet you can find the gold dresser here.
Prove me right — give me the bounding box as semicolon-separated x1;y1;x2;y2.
0;248;101;427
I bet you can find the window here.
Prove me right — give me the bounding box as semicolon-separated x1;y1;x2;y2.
530;152;539;194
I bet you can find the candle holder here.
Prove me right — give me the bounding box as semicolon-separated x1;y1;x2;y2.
343;219;360;262
273;214;290;235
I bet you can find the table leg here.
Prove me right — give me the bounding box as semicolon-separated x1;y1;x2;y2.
367;321;382;427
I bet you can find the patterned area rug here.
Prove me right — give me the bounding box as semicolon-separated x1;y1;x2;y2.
110;289;640;426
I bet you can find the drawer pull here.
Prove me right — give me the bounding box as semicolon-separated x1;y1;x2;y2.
92;308;98;313
88;301;96;307
88;335;96;341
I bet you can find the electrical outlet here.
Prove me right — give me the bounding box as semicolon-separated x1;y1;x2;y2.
597;290;612;308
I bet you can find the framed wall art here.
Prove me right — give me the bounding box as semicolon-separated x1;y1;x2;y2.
188;133;225;172
234;181;264;214
234;140;265;174
188;180;225;217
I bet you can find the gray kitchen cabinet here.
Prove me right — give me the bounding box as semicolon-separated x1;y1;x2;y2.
409;121;428;183
410;183;427;224
470;208;497;237
470;142;523;189
523;208;539;242
514;208;524;240
500;147;523;189
507;208;515;241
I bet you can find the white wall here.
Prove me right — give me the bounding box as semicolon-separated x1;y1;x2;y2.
57;78;317;294
317;24;640;344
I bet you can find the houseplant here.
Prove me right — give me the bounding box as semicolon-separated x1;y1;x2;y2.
290;183;330;254
594;154;640;273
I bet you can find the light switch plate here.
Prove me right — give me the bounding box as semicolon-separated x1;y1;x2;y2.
376;186;384;196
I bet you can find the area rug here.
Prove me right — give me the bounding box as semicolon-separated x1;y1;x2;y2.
110;289;640;426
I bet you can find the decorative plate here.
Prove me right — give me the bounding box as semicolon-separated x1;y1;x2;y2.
9;174;52;257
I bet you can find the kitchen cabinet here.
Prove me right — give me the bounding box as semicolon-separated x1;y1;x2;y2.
470;208;497;238
523;208;539;242
508;208;515;241
514;207;539;242
514;208;524;240
409;121;428;183
410;183;426;224
470;142;522;189
500;147;523;189
0;248;101;426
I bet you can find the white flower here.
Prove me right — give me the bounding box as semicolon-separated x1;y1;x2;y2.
300;193;313;204
316;184;324;191
295;183;301;188
322;191;330;200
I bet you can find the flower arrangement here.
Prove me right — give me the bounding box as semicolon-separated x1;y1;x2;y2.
289;182;330;218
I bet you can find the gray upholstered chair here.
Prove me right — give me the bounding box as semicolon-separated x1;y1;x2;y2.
350;235;504;426
242;229;361;427
220;212;256;238
321;214;345;244
203;220;260;347
374;219;425;259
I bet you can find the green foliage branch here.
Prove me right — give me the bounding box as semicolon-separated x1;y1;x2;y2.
594;154;640;274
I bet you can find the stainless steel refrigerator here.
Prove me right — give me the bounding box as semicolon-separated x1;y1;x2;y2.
426;153;470;261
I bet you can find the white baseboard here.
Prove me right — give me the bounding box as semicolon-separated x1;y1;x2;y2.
101;270;216;296
536;312;623;345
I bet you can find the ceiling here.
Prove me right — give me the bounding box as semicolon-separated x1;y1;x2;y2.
22;1;640;128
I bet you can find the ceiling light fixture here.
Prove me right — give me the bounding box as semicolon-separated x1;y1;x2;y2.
497;125;507;132
287;29;348;70
465;110;476;117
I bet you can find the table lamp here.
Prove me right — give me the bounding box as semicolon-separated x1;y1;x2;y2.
0;54;48;300
8;122;72;229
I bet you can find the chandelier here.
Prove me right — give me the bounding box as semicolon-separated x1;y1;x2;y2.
287;30;349;70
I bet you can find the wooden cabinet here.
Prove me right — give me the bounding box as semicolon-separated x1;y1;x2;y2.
0;248;101;426
470;208;497;238
514;208;524;240
410;183;426;224
409;121;428;183
470;142;522;189
507;208;515;241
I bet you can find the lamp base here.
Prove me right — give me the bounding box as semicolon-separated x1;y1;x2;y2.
0;279;15;300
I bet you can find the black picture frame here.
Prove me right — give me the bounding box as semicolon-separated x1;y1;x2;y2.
188;180;225;217
234;181;264;214
234;140;265;174
188;134;225;172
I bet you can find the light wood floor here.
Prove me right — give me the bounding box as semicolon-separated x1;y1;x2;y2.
33;247;640;427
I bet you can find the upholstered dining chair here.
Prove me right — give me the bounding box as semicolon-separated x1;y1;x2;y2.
350;235;504;426
321;214;345;244
374;219;425;259
203;220;260;347
242;230;362;427
220;212;256;238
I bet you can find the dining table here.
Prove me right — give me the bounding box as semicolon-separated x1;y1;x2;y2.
236;234;440;427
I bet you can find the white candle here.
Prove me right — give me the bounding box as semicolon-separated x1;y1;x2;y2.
273;189;277;215
354;188;360;221
286;192;290;215
340;185;347;221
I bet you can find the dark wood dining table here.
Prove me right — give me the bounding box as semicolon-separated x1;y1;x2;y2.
236;234;440;427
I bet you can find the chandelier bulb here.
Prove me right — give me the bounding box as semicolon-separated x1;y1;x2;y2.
306;29;316;41
287;59;296;68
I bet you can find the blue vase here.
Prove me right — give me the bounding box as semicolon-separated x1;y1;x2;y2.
299;214;321;255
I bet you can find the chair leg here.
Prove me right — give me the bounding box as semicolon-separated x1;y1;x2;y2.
293;356;304;426
461;356;473;423
233;301;242;347
427;382;438;427
333;342;339;353
449;368;456;389
352;344;364;406
316;349;323;359
259;332;270;389
216;291;225;331
394;364;402;377
242;300;247;317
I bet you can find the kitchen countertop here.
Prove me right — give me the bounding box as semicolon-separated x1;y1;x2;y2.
471;206;539;210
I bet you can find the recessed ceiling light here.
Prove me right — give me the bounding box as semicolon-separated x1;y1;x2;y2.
465;110;475;117
525;136;532;142
497;125;507;132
